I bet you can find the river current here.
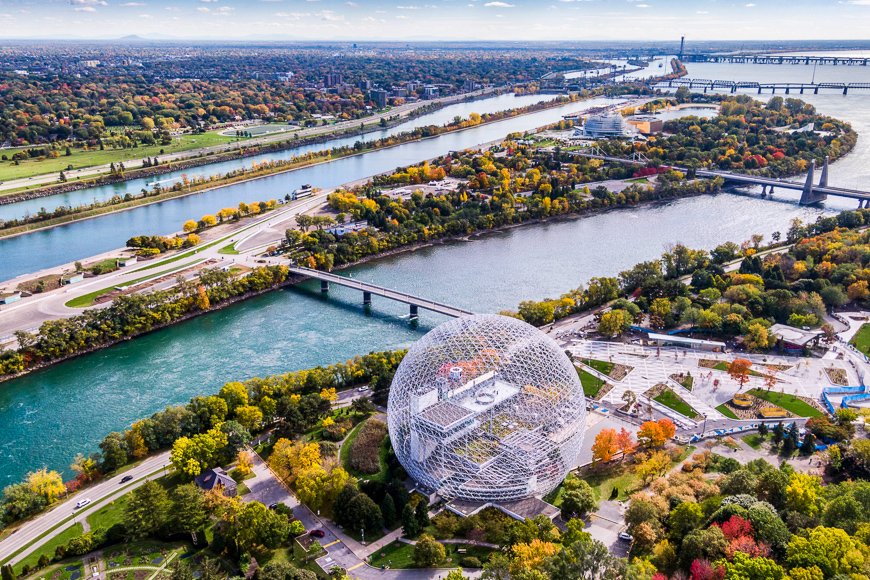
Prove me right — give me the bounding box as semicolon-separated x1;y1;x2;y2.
0;57;869;482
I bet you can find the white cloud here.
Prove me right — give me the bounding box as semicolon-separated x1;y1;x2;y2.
484;1;514;6
745;2;756;5
74;6;97;12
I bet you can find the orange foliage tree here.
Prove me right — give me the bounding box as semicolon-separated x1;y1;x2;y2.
591;428;618;464
637;418;676;448
728;359;753;391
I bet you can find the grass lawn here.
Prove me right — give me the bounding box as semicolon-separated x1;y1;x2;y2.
742;434;765;450
86;493;129;530
218;242;239;255
65;260;194;307
0;132;238;183
368;540;494;569
580;358;615;376
747;388;823;418
850;323;870;356
716;403;739;419
654;388;699;419
577;367;605;398
14;523;83;575
578;464;641;502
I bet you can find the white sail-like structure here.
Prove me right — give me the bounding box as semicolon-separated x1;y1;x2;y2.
388;314;586;503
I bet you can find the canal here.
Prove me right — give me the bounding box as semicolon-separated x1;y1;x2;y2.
0;58;869;483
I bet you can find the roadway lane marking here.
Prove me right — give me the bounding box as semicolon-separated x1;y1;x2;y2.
323;540;342;548
347;563;364;571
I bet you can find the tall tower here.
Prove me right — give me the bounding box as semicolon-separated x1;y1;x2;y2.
679;36;685;60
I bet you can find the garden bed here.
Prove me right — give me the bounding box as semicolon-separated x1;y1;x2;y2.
824;367;849;386
746;389;823;418
647;384;698;419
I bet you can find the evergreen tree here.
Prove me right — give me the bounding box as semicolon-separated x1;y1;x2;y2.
380;493;397;528
2;563;17;580
800;431;817;455
772;422;784;445
415;498;430;529
401;503;420;538
758;423;768;437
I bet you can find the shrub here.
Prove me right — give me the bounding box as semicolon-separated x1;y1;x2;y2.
460;556;482;568
349;419;388;474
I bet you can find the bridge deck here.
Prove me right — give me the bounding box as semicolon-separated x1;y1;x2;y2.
289;266;474;318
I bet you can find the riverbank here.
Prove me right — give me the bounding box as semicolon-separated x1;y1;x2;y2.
0;94;579;240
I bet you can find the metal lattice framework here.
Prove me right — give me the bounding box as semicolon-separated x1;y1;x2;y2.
387;314;587;503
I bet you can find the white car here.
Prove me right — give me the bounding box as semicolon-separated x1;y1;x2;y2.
357;386;370;392
618;532;633;542
74;498;91;509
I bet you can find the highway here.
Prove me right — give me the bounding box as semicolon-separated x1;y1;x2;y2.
0;452;172;566
0;88;500;195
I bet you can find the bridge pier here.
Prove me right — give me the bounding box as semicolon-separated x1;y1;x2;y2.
844;86;849;95
761;185;767;196
820;156;829;188
799;159;827;205
409;304;419;320
320;280;329;293
814;86;820;94
363;291;371;305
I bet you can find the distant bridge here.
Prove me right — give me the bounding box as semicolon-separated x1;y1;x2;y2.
570;150;870;205
288;266;474;319
683;54;870;66
660;77;870;95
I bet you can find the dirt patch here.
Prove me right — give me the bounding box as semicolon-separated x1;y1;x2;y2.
595;382;615;401
608;363;634;381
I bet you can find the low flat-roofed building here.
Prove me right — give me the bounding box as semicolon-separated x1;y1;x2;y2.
769;324;823;351
625;115;664;135
646;332;726;352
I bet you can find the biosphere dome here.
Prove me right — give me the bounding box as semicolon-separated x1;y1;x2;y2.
387;314;587;503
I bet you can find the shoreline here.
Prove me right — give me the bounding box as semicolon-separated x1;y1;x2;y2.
0;94;577;241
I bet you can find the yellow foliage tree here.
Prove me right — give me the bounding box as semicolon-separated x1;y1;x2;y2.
269;439;321;483
27;468;66;503
510;539;561;574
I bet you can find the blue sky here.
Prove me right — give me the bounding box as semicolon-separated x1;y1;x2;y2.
0;0;868;41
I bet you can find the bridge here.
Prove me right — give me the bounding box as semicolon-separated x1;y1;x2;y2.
660;78;870;95
288;266;474;319
683;54;870;66
570;150;870;205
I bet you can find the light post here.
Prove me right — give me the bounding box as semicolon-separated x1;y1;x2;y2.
361;528;365;546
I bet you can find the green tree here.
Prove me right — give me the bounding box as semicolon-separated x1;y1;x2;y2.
415;498;430;529
402;503;420;538
543;533;625;579
667;502;703;544
560;481;597;519
785;472;823;517
380;493;397;528
720;552;785;580
786;526;867;577
413;534;446;567
124;480;170;539
599;309;632;337
169;484;209;537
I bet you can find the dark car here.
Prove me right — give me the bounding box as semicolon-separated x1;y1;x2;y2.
120;475;133;484
309;529;325;538
268;503;279;510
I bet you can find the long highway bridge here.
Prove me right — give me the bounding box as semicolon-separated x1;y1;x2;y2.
683;54;870;66
289;266;474;319
660;77;870;95
570;150;870;206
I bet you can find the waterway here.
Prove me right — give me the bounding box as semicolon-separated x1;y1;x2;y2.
1;56;870;483
0;94;622;282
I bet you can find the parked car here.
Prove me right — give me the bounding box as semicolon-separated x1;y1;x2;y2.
74;498;91;509
618;532;633;542
357;386;369;392
309;529;325;538
120;475;133;483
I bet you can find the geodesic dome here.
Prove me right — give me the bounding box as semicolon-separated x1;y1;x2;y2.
387;314;587;503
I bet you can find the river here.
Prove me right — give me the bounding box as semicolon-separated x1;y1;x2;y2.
0;56;869;483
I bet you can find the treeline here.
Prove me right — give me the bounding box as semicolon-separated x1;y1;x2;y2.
0;350;404;531
511;207;870;351
0;266;291;378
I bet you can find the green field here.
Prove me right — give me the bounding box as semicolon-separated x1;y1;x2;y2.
653;388;699;419
742;434;766;449
577;367;605;397
580;358;615;376
14;523;84;574
850;323;870;356
747;389;823;418
368;540;494;569
0;132;238;183
715;403;739;419
86;494;129;530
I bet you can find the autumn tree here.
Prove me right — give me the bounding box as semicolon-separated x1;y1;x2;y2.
26;469;66;504
637;419;675;448
728;359;753;391
635;450;671;484
591;428;618;464
615;427;637;459
598;309;632;337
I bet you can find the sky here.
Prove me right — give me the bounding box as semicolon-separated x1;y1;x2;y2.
0;0;868;41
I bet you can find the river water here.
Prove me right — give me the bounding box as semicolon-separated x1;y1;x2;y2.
1;57;870;483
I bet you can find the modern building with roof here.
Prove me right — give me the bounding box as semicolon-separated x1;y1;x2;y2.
387;315;586;511
645;332;726;352
574;113;634;138
769;324;823;352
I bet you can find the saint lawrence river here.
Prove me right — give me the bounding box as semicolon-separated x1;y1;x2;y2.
1;61;869;482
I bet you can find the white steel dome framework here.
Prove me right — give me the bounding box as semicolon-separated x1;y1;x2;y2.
387;314;587;503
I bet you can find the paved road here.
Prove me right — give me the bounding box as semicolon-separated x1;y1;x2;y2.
0;451;172;566
0;89;500;194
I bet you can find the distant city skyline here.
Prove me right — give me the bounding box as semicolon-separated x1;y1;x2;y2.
0;0;868;41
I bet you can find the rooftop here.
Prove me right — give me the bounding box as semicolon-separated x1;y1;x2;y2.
769;323;823;347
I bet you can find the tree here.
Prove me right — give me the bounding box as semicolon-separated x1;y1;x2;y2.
219;381;249;412
234;405;263;431
70;454;101;483
667;502;703;544
380;493;397;528
169;483;209;537
560;482;597;519
413;534;446;567
183;220;198;233
785;472;823;517
599;309;632;337
786;526;867;577
124;480;170;539
195;285;210;311
1;564;16;580
615;427;637;459
637;419;675;448
721;552;784;580
235;450;254;479
415;498;430;529
402;503;420;538
26;469;65;504
543;533;624;579
222;500;291;554
680;527;728;569
635;450;671;484
591;428;618;464
269;439;321;483
727;359;753;391
343;492;382;537
170;426;229;478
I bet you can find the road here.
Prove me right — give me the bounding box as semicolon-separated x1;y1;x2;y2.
0;452;173;567
0;88;500;195
0;190;330;344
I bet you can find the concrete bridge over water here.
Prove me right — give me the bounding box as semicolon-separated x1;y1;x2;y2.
683;54;870;66
661;77;870;95
570;150;870;206
289;266;474;319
